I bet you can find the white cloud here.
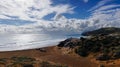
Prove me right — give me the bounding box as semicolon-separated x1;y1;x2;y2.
88;0;112;12
0;0;73;21
0;0;120;36
93;4;120;13
1;9;120;35
83;0;89;3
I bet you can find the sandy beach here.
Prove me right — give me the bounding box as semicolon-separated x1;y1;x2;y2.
0;46;120;67
0;46;99;67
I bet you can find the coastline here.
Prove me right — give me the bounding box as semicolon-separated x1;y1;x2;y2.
0;38;65;52
0;28;120;67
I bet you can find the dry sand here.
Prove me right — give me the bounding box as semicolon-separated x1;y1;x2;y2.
0;46;119;67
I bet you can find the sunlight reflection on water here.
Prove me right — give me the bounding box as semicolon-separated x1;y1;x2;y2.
0;34;80;51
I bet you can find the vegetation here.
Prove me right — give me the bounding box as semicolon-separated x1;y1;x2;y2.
40;61;68;67
11;56;35;63
58;27;120;61
77;35;120;60
0;56;35;67
0;58;7;64
0;57;68;67
82;27;120;36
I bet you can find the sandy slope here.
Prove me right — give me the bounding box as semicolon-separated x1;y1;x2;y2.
0;46;99;67
1;46;120;67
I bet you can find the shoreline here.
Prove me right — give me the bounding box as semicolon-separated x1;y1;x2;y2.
0;38;65;52
0;31;120;67
0;45;56;52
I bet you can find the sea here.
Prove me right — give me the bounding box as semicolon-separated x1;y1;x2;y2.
0;34;80;51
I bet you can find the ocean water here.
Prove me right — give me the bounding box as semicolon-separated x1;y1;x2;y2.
0;34;80;51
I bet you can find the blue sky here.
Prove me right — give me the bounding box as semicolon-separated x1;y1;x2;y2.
0;0;120;34
43;0;120;19
1;0;120;22
50;0;93;19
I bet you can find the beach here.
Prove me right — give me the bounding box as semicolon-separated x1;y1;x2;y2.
0;46;99;67
0;30;120;67
0;46;120;67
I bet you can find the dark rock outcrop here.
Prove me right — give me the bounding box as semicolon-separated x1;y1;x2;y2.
58;38;80;48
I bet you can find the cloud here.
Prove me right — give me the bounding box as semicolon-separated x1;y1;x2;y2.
0;0;120;36
1;8;120;35
0;0;73;21
88;0;112;12
83;0;89;3
93;4;120;13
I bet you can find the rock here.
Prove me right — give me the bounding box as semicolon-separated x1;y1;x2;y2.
80;37;86;41
58;38;80;48
23;64;33;67
57;41;65;47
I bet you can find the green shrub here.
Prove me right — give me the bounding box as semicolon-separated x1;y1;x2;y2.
75;47;89;57
40;61;68;67
11;56;35;64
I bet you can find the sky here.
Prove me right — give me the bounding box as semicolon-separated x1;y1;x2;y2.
0;0;120;35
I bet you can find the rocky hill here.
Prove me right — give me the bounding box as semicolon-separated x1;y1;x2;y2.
82;27;120;36
58;27;120;61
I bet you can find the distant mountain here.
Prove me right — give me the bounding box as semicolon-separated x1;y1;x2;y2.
82;27;120;36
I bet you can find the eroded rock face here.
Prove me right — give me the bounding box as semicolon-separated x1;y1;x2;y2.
58;38;80;48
